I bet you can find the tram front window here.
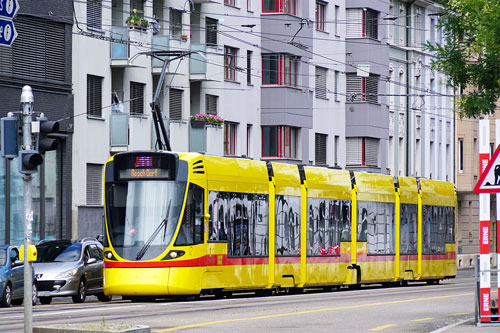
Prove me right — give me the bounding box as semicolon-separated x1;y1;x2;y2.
106;180;186;261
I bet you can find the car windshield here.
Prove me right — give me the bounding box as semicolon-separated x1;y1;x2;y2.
0;249;6;266
36;243;82;262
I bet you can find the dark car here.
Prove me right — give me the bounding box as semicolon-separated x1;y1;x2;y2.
33;238;112;304
0;245;38;307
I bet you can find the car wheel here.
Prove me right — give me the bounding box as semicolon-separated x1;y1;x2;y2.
72;279;86;303
32;283;38;306
97;293;112;302
39;297;52;305
0;283;12;307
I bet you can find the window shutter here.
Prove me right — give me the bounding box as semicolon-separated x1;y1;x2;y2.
315;133;327;165
365;9;378;39
87;0;102;30
346;74;362;102
87;75;102;117
365;76;378;103
130;82;144;114
86;164;103;205
315;67;327;99
206;17;218;45
170;9;182;38
346;9;362;38
346;138;362;165
364;138;379;166
206;94;218;115
169;89;183;120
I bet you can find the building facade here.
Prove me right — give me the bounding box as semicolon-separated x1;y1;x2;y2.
0;1;74;244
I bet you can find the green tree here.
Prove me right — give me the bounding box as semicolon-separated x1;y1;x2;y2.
426;0;500;117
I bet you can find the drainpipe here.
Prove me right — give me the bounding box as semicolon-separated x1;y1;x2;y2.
406;0;417;177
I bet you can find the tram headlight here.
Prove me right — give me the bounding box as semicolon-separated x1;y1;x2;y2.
165;250;185;259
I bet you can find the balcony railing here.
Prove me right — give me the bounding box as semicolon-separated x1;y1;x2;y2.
151;35;170;68
190;44;207;74
111;26;129;60
110;110;129;148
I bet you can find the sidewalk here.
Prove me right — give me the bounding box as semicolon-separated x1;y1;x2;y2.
433;318;500;332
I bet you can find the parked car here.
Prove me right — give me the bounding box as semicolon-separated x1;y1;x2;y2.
0;245;38;307
33;238;112;304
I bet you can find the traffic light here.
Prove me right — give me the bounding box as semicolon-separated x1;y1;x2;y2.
36;117;60;154
19;150;43;174
1;116;19;158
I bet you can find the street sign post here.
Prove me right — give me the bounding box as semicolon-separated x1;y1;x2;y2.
0;0;19;19
0;18;16;46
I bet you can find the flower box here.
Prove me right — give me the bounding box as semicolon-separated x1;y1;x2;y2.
190;120;206;128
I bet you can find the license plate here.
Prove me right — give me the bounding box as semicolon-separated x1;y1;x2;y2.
38;291;50;297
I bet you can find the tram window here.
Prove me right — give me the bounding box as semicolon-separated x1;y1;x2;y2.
361;201;395;255
445;207;455;243
423;205;446;254
400;204;418;255
340;201;351;242
275;195;300;256
209;191;269;257
357;207;368;242
307;198;343;255
175;184;204;246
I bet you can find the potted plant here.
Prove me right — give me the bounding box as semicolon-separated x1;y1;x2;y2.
190;114;224;128
126;9;149;30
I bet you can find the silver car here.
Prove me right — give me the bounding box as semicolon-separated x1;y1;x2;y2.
33;238;112;304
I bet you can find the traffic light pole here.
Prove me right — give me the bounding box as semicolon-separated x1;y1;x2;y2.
21;85;34;333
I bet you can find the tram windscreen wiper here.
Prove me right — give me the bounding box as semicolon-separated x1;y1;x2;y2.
135;201;171;261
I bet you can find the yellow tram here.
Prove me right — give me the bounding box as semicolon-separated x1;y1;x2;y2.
102;151;456;298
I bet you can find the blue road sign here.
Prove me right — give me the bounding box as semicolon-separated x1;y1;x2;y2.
0;18;16;46
0;0;19;19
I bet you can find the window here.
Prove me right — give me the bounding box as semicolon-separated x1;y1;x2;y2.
87;164;103;205
400;204;418;254
262;54;299;87
316;1;326;32
208;191;269;257
430;18;435;45
170;9;182;39
224;122;237;156
130;0;144;17
175;184;204;246
346;73;378;103
206;94;218;115
87;0;102;30
414;7;424;46
225;0;236;6
423;205;450;254
130;81;145;115
308;198;348;255
224;46;238;81
262;126;298;158
315;67;327;99
334;71;339;101
315;133;327;165
87;75;102;117
346;8;378;39
458;138;464;173
346;137;379;167
334;5;339;36
276;195;301;256
206;17;218;45
247;125;251;156
247;50;253;85
334;135;339;166
169;89;183;120
358;201;395;254
247;0;252;11
263;0;297;15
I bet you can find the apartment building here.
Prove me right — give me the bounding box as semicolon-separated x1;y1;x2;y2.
71;0;347;237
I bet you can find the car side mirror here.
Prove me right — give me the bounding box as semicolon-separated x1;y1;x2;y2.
86;257;97;265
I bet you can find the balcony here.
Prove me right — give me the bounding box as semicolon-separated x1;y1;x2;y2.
110;26;151;68
189;121;223;155
151;35;170;73
190;44;222;81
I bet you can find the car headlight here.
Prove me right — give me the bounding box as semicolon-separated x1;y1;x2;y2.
55;268;78;279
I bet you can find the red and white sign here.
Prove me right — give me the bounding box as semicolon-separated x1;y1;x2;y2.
474;144;500;193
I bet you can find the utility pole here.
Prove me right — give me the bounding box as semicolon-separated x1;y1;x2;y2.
21;85;34;333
